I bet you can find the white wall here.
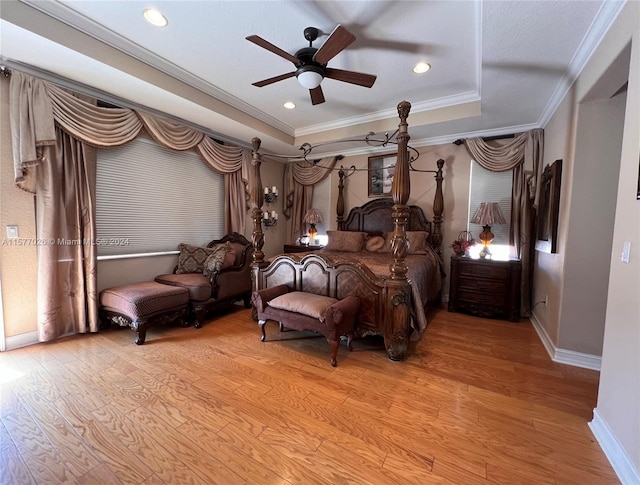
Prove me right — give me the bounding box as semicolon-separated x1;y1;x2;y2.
534;2;639;480
596;11;640;479
558;93;626;355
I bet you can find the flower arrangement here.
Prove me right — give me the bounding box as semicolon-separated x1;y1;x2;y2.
451;231;476;256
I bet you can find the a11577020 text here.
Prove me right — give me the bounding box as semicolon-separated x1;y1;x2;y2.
2;238;130;247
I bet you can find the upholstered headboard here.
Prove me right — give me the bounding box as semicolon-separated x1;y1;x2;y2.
341;198;432;235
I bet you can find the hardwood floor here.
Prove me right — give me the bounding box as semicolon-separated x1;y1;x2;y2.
0;306;619;484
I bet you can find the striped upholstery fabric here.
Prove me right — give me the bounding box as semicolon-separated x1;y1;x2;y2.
154;273;212;301
100;282;189;318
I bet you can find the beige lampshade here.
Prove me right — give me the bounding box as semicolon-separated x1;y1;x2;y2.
471;202;506;252
304;208;322;224
471;202;506;226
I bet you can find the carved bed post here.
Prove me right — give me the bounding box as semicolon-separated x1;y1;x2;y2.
431;159;445;257
385;100;412;361
337;168;346;230
250;138;267;311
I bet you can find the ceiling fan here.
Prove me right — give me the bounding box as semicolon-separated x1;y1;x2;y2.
246;25;377;105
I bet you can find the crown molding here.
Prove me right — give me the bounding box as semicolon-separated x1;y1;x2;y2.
295;91;481;138
538;0;626;127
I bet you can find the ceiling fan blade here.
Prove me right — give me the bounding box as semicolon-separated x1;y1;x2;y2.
313;25;356;64
325;68;377;88
246;35;300;65
310;86;325;105
251;71;296;88
252;72;296;87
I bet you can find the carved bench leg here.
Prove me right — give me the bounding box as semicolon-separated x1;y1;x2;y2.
346;332;354;352
258;319;267;341
132;319;148;345
328;339;339;367
194;308;205;329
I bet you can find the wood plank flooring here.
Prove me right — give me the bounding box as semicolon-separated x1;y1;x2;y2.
0;306;619;484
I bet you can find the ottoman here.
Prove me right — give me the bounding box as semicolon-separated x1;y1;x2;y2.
253;285;361;367
99;281;190;344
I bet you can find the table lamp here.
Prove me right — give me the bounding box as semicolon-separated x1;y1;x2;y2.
471;202;506;258
304;208;322;242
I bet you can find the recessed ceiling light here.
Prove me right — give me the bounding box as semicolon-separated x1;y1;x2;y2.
413;62;431;74
143;8;168;27
284;102;296;109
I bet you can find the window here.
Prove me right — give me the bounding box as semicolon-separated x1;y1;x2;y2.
467;160;513;259
96;135;224;257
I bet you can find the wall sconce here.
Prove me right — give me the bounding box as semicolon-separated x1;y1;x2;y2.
263;210;278;227
264;186;278;203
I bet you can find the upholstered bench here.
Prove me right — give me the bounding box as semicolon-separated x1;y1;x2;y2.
253;285;360;366
99;282;190;345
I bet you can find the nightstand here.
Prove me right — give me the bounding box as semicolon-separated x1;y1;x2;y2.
448;256;521;322
283;244;324;254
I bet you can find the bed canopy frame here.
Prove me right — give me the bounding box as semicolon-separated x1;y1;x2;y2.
248;101;445;360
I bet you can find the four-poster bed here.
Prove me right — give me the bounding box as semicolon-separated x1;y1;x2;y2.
249;101;445;361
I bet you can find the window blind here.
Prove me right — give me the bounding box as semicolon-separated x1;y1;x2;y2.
96;135;224;256
468;160;513;245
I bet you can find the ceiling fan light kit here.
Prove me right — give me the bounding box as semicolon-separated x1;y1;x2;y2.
246;25;376;105
296;65;324;89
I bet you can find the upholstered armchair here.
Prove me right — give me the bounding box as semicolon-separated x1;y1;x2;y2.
155;232;254;328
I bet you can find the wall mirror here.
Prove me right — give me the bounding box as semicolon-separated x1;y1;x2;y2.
536;159;562;253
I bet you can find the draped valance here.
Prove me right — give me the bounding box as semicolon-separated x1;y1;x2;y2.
282;156;338;243
465;129;544;207
9;71;250;230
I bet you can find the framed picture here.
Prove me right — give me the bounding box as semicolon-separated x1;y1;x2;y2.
368;153;396;197
536;159;562;253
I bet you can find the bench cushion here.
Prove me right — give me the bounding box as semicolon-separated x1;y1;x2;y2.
268;291;338;322
154;273;212;301
100;281;189;318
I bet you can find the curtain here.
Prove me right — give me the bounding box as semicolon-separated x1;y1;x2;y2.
36;126;99;341
9;70;250;341
282;156;338;243
464;129;544;316
9;72;57;193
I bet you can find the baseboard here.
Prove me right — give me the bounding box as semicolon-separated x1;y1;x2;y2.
589;408;640;485
554;347;602;370
529;312;557;360
4;331;39;351
529;313;601;371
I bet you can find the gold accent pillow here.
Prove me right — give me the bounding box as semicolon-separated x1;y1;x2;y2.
324;231;367;252
407;231;429;254
365;235;385;252
203;242;237;277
